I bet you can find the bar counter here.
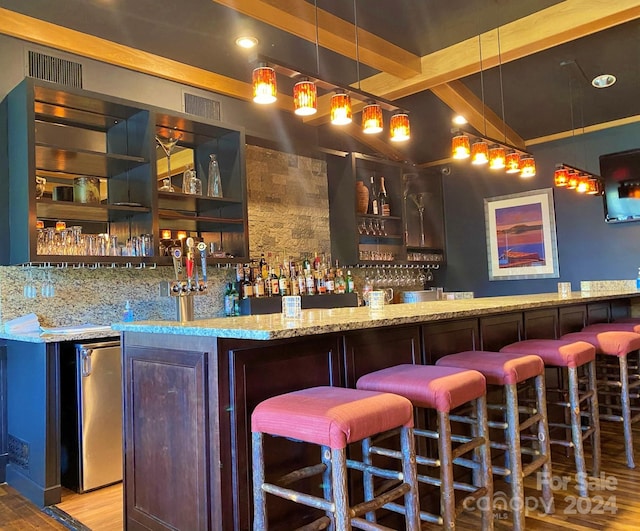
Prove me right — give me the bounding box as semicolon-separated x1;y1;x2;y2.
115;289;638;531
112;289;640;339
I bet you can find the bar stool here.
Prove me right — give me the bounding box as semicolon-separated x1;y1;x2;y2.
561;329;640;468
499;339;600;497
436;351;554;530
251;386;421;530
356;364;493;530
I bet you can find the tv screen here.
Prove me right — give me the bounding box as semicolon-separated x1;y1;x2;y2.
600;148;640;223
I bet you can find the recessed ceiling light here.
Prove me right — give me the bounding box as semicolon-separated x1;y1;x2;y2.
235;36;258;49
591;74;616;89
452;115;468;125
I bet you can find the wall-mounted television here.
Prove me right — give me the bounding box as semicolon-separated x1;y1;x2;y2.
600;148;640;223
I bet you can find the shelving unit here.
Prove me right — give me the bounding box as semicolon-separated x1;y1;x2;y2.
327;151;446;266
0;78;248;265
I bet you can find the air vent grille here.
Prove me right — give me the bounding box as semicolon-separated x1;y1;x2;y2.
28;50;83;88
184;92;221;121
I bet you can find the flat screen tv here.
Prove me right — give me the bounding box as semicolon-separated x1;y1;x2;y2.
600;148;640;223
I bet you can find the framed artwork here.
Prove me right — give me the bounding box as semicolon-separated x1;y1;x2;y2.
484;188;559;281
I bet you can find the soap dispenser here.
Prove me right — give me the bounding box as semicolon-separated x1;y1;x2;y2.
122;300;134;322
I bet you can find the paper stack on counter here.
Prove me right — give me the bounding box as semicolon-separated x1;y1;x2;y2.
4;313;41;334
39;323;114;335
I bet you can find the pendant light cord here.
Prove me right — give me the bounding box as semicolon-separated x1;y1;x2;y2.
478;34;486;136
314;0;320;76
497;26;507;143
354;0;361;90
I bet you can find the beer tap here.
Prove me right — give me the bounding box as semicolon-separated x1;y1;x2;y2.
185;237;196;292
170;247;184;294
197;241;208;292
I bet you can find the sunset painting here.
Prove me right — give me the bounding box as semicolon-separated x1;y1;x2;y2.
484;189;559;280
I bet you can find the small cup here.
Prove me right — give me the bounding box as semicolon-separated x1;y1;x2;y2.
282;295;302;320
558;282;572;299
368;290;386;311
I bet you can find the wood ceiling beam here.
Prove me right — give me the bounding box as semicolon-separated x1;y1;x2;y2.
431;81;525;150
211;0;421;79
306;0;640;124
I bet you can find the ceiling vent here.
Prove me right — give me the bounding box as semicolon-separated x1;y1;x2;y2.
183;92;221;121
27;50;83;88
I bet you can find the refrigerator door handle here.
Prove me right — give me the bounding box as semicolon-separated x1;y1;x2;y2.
80;348;93;377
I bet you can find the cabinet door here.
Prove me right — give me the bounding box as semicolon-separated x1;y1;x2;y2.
422;319;479;363
587;302;610;324
220;335;342;531
343;326;421;386
559;304;587;336
480;313;523;351
611;298;631;320
524;308;559;339
123;346;210;531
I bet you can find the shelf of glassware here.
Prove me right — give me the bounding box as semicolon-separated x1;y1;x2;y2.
356;213;404;263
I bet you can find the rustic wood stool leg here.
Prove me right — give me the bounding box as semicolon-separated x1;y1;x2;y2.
360;436;377;524
477;394;494;531
587;360;601;477
437;410;456;530
400;426;421;531
321;446;334;525
252;432;268;531
535;373;554;514
331;448;350;531
568;366;588;498
505;383;526;530
618;355;635;469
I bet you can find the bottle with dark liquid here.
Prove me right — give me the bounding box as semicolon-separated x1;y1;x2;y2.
379;176;390;216
370;176;379;215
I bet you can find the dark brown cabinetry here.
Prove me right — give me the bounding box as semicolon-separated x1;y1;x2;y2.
1;78;248;265
327;151;445;266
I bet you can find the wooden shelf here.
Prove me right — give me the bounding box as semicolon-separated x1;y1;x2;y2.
35;143;147;178
36;199;150;222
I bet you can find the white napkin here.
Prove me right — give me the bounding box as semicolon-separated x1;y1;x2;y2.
4;313;41;334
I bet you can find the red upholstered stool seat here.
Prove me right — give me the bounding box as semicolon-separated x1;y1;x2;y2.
252;386;413;449
436;351;553;529
583;322;640;334
356;365;492;529
251;386;421;530
435;350;544;385
357;364;486;412
561;329;640;468
499;339;600;497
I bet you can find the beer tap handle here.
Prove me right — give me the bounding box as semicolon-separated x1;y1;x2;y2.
197;241;208;286
171;247;183;293
185;237;195;291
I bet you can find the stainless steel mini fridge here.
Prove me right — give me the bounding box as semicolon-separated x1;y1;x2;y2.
61;340;123;492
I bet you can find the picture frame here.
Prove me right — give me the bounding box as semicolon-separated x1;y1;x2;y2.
484;188;559;281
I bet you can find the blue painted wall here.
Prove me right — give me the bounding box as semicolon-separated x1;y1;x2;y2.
441;122;640;296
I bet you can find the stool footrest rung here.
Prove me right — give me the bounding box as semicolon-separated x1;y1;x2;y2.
522;455;550;478
519;412;544;432
347;458;404;483
295;516;331;531
384;501;442;525
262;483;333;512
276;463;327;487
451;436;487;460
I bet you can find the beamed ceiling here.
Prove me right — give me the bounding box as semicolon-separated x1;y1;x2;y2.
0;0;638;165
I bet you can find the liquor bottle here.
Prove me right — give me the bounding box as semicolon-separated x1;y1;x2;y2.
346;270;355;293
370;176;379;215
316;270;327;294
224;282;236;316
302;253;311;272
334;268;346;294
290;264;300;296
325;264;335;294
297;266;306;295
379;176;390;216
305;268;316;295
259;253;268;279
230;283;240;316
278;265;289;296
242;266;254;298
362;275;373;305
254;274;265;297
269;267;280;296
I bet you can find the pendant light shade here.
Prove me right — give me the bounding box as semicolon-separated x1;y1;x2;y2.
586;179;601;195
519;156;536;178
390;113;410;142
252;65;277;104
554;167;569;187
362;103;383;134
576;174;590;193
330;92;352;125
451;133;471;159
293;80;317;116
489;145;506;170
567;171;579;189
505;151;521;173
471;140;489;165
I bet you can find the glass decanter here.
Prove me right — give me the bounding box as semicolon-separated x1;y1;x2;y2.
182;164;202;195
207;154;223;198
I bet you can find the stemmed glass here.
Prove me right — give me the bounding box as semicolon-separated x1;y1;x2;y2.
409;193;426;247
155;133;183;193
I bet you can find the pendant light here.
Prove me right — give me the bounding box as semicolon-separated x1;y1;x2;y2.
471;140;489;165
330;92;352;125
390;112;410;142
519;156;536;178
362;102;383;134
452;133;471;159
566;171;579;189
252;64;277;104
554;166;569;186
293;79;317;116
505;151;520;173
489;145;506;169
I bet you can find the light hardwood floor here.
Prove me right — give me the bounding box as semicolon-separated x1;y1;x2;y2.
56;483;123;531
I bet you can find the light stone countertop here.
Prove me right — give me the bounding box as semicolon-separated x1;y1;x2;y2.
0;328;120;344
111;290;640;341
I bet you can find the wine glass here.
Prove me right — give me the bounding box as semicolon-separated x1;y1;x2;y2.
156;133;183;193
409;193;426;247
